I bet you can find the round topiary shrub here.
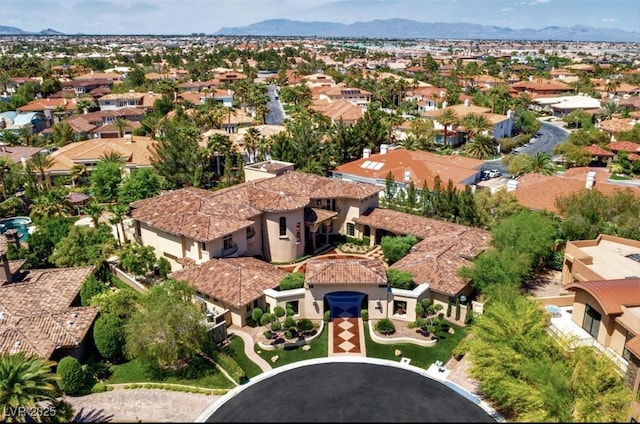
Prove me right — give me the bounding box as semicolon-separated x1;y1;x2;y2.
284;330;293;339
283;316;296;330
270;321;282;332
296;318;314;334
374;318;396;335
57;356;85;394
93;313;125;361
361;309;369;321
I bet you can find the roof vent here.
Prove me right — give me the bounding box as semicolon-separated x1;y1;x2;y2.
67;320;74;326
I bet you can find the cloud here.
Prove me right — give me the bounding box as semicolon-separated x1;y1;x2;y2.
601;18;616;23
500;7;513;11
529;0;550;4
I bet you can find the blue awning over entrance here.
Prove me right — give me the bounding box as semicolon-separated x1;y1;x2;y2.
325;291;365;321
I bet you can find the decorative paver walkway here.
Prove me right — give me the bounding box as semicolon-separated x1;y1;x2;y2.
329;317;366;356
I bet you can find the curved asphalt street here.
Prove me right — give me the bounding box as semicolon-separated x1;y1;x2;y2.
265;84;285;125
483;120;569;177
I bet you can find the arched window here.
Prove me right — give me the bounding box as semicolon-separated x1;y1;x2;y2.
279;217;286;237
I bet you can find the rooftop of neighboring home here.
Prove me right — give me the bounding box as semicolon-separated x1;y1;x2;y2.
311;99;363;122
169;257;289;308
510;167;640;214
511;79;572;92
130;171;382;242
47;135;156;172
305;258;387;285
0;144;44;164
0;264;97;359
567;235;640;282
16;97;77;112
391;227;491;297
332;148;484;190
532;94;602;110
600;118;637;134
607;140;640;152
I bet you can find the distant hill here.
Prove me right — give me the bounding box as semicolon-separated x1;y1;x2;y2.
213;18;640;42
0;25;64;35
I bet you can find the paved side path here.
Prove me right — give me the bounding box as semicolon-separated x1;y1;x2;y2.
229;327;272;373
64;389;217;423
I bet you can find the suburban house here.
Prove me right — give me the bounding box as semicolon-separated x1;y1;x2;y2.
404;86;447;112
0;111;48;134
531;94;601;117
320;87;372;105
427;100;514;146
508;167;640;214
0;144;45;167
332;144;484;192
129;167;383;270
97;92;162;112
178;89;235;108
510;79;572;97
45;135;156;185
310;99;364;125
48;108;145;140
558;234;640;399
0;236;97;361
600;119;637;142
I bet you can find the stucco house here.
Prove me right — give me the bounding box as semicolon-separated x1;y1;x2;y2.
129;168;383;271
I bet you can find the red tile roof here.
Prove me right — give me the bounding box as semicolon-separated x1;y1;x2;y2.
334;149;483;190
584;144;614;157
169;257;288;308
131;171;382;242
305;258;387;285
607;141;640;153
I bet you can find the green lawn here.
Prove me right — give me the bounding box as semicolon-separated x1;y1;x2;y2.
364;322;469;369
106;358;235;389
610;174;633;180
254;326;328;367
110;276;140;293
224;335;263;378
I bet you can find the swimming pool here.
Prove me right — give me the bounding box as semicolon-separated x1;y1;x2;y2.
0;216;32;242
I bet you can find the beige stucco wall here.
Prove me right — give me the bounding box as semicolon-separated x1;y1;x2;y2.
208;227;249;258
138;222;184;271
571;289;615;347
610;321;629;356
262;209;305;263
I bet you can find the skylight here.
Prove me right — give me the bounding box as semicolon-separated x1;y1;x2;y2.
627;253;640;263
360;160;372;169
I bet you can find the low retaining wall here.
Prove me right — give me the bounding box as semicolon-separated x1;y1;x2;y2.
109;265;147;293
367;320;438;347
257;319;325;351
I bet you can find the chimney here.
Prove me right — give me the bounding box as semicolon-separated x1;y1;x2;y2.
529;75;533;81
91;70;94;75
404;169;411;182
586;171;596;189
363;148;371;159
380;144;388;155
464;98;470;107
507;179;519;192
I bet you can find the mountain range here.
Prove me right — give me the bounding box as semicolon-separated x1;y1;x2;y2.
214;18;640;42
0;25;64;36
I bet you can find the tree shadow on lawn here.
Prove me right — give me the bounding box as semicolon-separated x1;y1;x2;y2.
72;407;114;423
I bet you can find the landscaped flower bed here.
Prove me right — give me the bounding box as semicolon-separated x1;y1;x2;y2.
337;243;372;254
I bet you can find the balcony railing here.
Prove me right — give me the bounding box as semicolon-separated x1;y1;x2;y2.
221;243;238;258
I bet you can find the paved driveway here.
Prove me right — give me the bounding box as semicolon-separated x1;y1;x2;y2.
64;389;218;423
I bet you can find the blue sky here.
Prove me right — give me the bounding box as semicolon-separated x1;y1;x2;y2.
2;0;638;35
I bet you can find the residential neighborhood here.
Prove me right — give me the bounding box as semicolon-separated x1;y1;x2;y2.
1;25;640;423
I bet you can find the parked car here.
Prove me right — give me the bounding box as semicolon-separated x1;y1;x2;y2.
487;169;501;178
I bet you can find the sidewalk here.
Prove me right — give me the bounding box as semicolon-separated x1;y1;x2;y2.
228;326;272;373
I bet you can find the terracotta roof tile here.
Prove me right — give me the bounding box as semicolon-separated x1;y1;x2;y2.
304;207;338;224
607;141;640;153
169;257;288;308
600;119;635;134
584;144;615;157
305;258;387;285
391;228;490;297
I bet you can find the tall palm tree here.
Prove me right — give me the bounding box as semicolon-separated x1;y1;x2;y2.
0;157;15;200
83;202;105;228
400;134;423;151
525;152;556;176
27;153;54;190
70;163;88;188
113;118;130;138
18;127;34;146
99;150;125;165
0;130;20;147
0;352;60;423
460;112;493;142
242;127;261;164
50;122;74;147
463;134;496;159
436;109;459;147
111;203;129;245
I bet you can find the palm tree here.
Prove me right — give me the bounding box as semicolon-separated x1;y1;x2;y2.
99;150;125;165
0;130;20;147
113;118;130;138
28;189;71;221
525;152;556;176
0;157;14;200
83;202;105;228
400;134;423;151
463;134;496;159
111;203;129;245
460;112;493;143
27;153;54;190
598;102;622;121
242;127;261;164
50;122;74;147
436;109;459;147
0;352;61;423
70;163;87;188
18;127;34;146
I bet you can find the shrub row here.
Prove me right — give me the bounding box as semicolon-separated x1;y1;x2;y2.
120;383;225;395
210;350;246;384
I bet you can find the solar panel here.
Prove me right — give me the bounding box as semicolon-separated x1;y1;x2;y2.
360;160;372;169
373;162;384;170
